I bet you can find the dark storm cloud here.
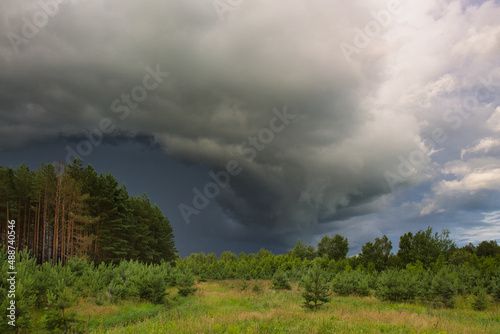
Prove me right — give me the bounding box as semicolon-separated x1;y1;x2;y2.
1;0;500;249
62;130;160;149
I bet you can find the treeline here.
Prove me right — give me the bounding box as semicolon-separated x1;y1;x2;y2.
0;160;177;264
176;228;499;310
178;228;500;280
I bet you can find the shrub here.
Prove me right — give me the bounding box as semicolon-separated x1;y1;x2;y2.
176;270;197;297
252;284;262;292
331;270;370;296
272;270;292;290
376;269;418;302
0;249;37;331
490;276;500;302
136;265;170;304
472;287;489;311
43;280;79;332
405;264;433;301
431;266;459;308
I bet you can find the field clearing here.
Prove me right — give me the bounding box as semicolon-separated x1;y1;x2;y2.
94;279;500;334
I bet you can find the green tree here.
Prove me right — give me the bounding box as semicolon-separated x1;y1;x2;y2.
331;270;370;296
490;274;500;302
317;234;349;261
461;242;476;254
359;235;392;271
397;227;454;267
472;287;489;311
476;240;500;258
220;250;238;262
431;266;459;308
272;269;292;290
176;270;197;297
289;240;309;260
43;280;77;332
448;249;475;266
301;264;331;309
375;269;420;302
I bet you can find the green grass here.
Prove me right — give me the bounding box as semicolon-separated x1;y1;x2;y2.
65;280;500;333
90;302;163;331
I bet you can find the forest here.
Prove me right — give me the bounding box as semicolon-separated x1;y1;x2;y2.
1;162;500;333
0;160;177;265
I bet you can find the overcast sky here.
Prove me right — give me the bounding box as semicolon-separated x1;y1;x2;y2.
1;0;500;257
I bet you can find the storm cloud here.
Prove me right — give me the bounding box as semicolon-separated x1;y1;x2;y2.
1;0;500;251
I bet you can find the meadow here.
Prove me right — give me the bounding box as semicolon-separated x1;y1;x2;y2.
73;279;499;334
3;229;499;333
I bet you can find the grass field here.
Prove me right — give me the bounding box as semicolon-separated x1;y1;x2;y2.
67;279;499;334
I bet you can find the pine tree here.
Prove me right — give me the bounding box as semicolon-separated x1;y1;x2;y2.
317;234;349;261
272;269;292;290
301;264;331;309
332;270;370;296
43;279;77;332
359;235;392;271
431;266;458;308
472;287;489;311
491;275;500;303
176;270;197;297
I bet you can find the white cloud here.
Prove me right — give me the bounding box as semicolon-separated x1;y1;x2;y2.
455;210;500;243
487;107;500;132
421;158;500;215
461;137;500;158
438;167;500;193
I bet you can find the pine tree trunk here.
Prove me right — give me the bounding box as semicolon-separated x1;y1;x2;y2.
26;202;31;251
34;197;40;261
42;190;47;263
61;201;66;264
6;201;9;246
23;202;27;250
53;175;61;263
17;200;21;250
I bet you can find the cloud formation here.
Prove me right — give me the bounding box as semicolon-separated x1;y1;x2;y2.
1;0;500;245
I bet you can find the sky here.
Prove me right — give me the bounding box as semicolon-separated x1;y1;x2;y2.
1;0;500;257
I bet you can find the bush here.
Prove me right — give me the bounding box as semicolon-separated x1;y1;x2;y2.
43;280;79;332
301;265;331;309
137;265;170;304
0;249;37;332
240;280;249;291
272;270;292;290
176;270;197;297
431;266;459;308
376;269;419;302
472;287;489;311
490;276;500;302
252;284;262;292
454;264;482;295
331;270;370;296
